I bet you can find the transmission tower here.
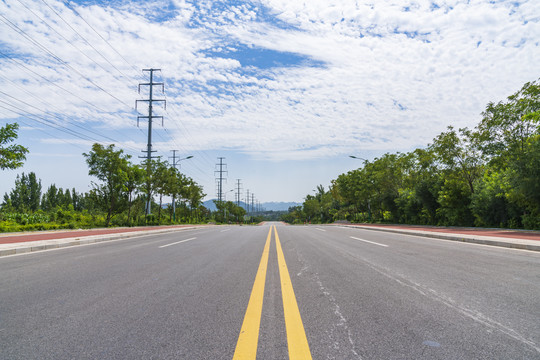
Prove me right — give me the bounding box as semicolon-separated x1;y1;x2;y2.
236;179;242;207
136;68;165;215
246;189;250;212
215;157;227;203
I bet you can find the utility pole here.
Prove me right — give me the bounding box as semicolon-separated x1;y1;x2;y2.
236;179;242;208
215;157;227;204
136;68;165;216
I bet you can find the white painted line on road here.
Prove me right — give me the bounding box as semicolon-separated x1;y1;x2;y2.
158;237;197;248
391;233;540;253
349;236;388;247
315;228;326;232
220;229;231;232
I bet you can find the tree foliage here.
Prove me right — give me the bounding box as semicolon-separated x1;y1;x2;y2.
83;144;131;226
283;79;540;229
3;172;41;212
0;123;28;170
1;144;209;231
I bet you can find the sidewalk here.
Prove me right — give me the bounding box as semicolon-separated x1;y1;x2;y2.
0;225;209;257
335;223;540;252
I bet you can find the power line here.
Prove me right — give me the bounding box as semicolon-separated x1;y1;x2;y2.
163;98;215;167
0;14;132;108
0;100;97;143
0;90;141;152
0;51;110;115
14;0;131;83
0;55;147;156
38;0;135;81
0;113;88;152
61;0;143;78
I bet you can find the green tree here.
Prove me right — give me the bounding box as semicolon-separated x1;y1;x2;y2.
71;188;83;211
151;159;170;222
139;158;164;219
27;172;41;211
230;202;246;222
185;179;205;222
430;126;483;195
83;143;130;227
41;184;59;211
476;79;540;228
0;123;28;170
125;163;145;224
63;188;73;209
398;149;441;224
429;127;483;226
4;172;41;212
477;79;539;164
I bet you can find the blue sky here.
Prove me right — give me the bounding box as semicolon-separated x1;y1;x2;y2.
1;0;539;203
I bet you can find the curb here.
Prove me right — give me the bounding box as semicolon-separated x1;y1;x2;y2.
0;226;206;257
337;225;540;252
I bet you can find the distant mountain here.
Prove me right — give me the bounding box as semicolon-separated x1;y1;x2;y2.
203;200;218;211
262;202;301;211
202;200;300;212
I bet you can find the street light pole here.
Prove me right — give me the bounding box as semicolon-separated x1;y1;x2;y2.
169;151;194;222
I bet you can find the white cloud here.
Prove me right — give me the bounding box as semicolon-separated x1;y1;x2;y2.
1;0;539;165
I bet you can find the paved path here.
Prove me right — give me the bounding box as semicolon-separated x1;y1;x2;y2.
1;223;539;359
1;223;539;257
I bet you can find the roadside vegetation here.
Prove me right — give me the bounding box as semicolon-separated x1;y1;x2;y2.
0;139;256;232
282;79;540;230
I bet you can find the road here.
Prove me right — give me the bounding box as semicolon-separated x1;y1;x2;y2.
1;223;539;359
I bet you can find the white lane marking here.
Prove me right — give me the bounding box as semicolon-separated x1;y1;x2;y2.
349;236;388;247
360;258;540;353
315;228;326;232
220;229;231;232
158;237;196;248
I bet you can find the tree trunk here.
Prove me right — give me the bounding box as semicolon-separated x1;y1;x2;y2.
127;192;132;225
158;194;162;222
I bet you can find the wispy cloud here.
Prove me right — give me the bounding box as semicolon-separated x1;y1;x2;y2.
1;0;538;163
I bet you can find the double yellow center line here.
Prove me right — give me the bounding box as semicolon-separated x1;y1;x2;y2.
233;225;312;360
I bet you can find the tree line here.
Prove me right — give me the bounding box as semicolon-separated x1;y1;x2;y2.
0;140;254;231
282;79;540;229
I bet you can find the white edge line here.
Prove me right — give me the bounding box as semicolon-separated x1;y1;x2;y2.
159;237;197;248
350;236;388;247
346;228;540;254
220;229;231;232
0;231;202;259
315;228;326;232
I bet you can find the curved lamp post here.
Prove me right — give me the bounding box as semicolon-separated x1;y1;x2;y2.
171;155;193;221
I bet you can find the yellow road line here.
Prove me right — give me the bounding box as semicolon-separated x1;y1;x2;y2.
232;226;273;360
274;226;313;360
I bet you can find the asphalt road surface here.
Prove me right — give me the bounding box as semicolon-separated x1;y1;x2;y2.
1;223;539;359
